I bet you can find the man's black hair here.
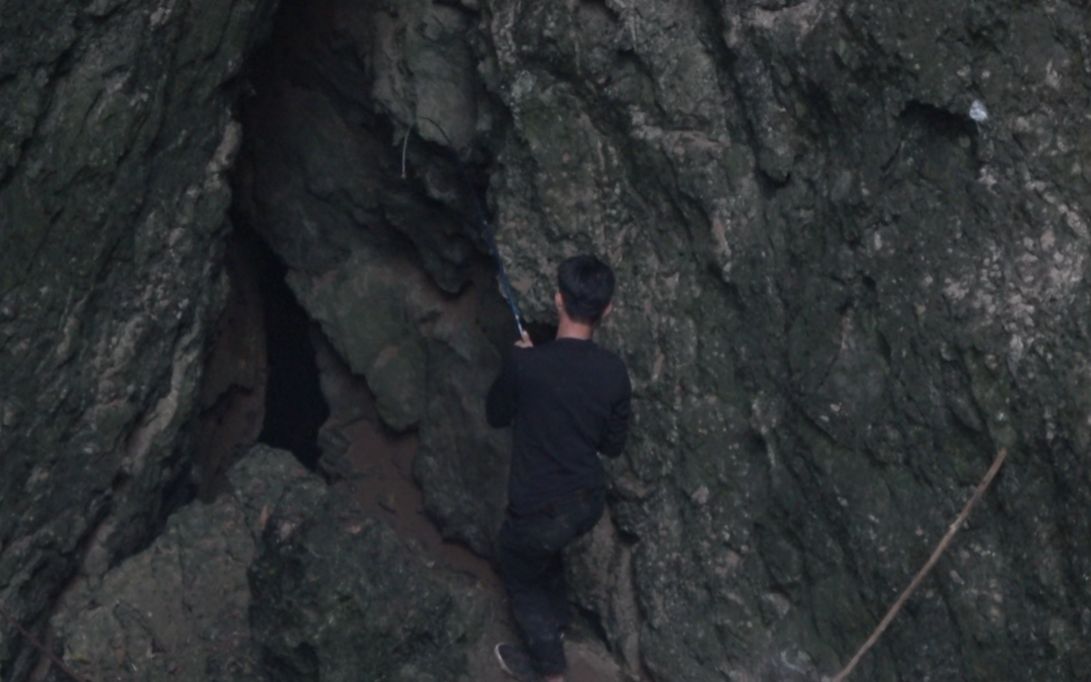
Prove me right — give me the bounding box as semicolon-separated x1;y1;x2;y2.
557;255;615;324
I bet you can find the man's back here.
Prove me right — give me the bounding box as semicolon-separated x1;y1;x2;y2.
487;337;631;516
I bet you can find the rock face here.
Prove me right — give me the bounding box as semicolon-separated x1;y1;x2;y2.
50;445;482;682
2;0;1089;681
247;454;482;682
233;0;517;558
233;1;1091;680
51;460;262;681
0;1;276;679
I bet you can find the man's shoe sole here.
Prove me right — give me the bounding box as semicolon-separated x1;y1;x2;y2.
494;642;537;681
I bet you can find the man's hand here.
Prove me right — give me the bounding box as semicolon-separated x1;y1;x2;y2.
515;331;533;348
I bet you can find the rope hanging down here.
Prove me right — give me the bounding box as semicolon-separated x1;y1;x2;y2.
405;119;526;338
475;195;527;339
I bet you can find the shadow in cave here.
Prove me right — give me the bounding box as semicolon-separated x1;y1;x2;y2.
248;227;329;471
195;221;329;488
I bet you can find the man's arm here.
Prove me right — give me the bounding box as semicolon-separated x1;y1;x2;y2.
597;373;632;458
487;333;533;427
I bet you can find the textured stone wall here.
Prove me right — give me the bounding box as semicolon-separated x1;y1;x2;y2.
0;0;276;678
233;0;1091;679
2;0;1089;681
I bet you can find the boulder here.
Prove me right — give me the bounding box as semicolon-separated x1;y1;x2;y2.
51;445;483;682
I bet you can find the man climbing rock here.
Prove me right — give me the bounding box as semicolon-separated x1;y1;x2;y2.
486;255;632;682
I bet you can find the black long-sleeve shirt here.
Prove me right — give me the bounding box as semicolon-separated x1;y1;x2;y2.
486;337;632;515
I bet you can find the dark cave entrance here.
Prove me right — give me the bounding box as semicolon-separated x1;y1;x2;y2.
194;224;329;498
248;228;328;470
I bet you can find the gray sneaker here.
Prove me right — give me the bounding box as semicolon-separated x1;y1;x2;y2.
494;642;538;682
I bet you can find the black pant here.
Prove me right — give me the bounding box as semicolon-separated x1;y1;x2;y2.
497;488;605;676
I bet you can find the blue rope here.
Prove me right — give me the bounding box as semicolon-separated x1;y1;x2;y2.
412;119;526;337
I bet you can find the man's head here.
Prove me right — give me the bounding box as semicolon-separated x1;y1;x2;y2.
555;255;615;325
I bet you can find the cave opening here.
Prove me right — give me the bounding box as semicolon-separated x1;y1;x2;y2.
249;228;329;471
194;223;329;499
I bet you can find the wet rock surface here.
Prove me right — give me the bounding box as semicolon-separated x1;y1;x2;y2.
2;0;1089;680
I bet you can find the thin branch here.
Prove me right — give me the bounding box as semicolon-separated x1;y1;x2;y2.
401;124;412;179
830;447;1009;682
0;601;92;682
